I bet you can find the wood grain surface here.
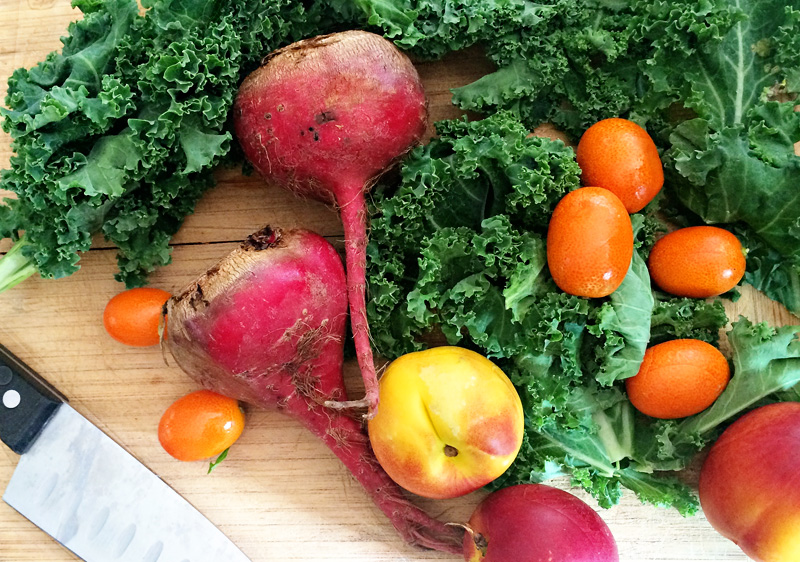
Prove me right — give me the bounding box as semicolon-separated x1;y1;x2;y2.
1;2;797;561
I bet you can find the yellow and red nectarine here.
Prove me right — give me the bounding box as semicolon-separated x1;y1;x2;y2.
699;402;800;562
367;346;524;499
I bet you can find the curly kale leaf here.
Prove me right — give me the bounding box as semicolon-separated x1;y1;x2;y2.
588;244;653;386
650;292;728;345
368;109;653;390
493;379;701;515
0;0;354;289
1;0;140;281
733;223;800;316
465;0;737;135
367;111;581;357
667;104;800;263
662;2;800;312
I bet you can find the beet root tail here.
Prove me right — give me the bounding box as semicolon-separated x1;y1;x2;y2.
338;194;381;418
288;395;464;554
382;496;465;554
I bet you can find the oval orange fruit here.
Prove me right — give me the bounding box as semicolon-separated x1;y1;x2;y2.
576;118;664;213
625;339;730;419
158;390;245;462
546;186;634;298
103;287;171;347
647;226;746;298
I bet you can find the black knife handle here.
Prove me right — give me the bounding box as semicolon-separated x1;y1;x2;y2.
0;344;66;454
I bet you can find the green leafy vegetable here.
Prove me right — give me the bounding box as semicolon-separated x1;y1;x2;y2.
208;447;230;474
667;104;800;263
356;0;741;136
367;111;582;358
0;0;356;290
649;293;729;345
733;224;800;316
590;246;653;386
660;0;800;312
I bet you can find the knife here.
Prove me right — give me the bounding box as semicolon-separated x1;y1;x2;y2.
0;343;251;562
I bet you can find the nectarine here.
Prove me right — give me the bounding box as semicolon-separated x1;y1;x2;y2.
367;347;524;499
699;402;800;562
463;484;619;562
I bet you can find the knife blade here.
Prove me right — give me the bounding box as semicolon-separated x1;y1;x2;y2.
0;343;251;562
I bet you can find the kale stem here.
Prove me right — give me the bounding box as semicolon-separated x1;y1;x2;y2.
0;237;38;293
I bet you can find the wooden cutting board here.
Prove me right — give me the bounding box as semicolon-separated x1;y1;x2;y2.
1;2;797;561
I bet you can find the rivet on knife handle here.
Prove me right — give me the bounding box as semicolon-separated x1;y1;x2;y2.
0;343;66;454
